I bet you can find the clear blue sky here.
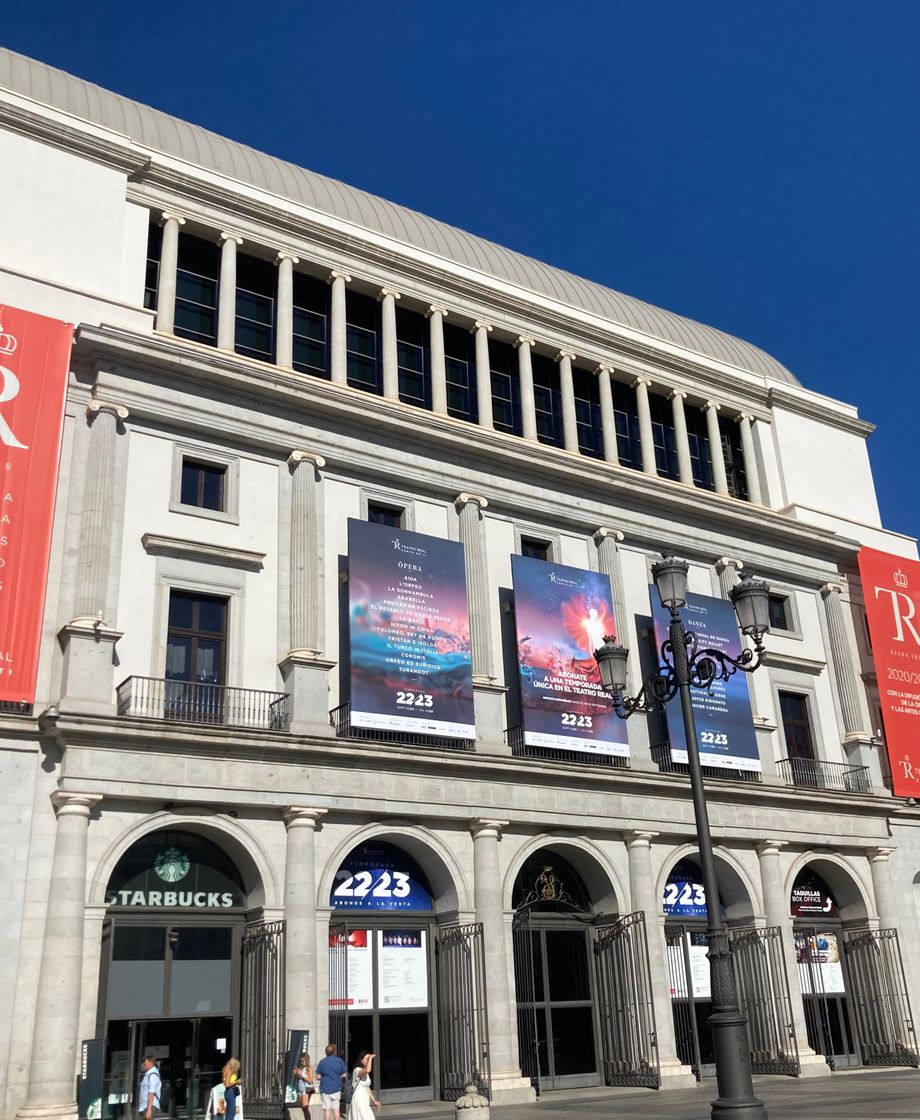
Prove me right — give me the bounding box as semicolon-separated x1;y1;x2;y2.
5;1;919;537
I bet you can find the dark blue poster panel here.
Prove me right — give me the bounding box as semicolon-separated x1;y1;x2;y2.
651;588;761;773
331;841;433;911
348;519;474;738
78;1039;104;1120
511;555;628;757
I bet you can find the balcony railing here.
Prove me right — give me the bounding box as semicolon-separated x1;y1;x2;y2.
506;725;630;769
330;703;474;752
651;742;763;783
117;676;290;732
778;756;871;794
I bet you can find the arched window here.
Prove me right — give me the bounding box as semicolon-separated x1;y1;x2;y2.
513;851;591;913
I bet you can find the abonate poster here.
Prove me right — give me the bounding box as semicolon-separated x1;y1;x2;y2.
651;589;760;772
511;555;628;757
377;929;427;1009
348;520;474;738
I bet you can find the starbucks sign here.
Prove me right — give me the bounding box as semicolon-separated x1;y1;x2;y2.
106;831;245;909
154;846;191;882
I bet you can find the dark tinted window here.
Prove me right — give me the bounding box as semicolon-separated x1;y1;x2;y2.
180;460;226;511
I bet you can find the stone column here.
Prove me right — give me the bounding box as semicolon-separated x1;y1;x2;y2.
595;365;620;465
557;350;579;453
594;528;628;649
715;556;744;600
17;792;102;1120
738;414;763;504
471;322;493;430
669;390;694;485
280;451;334;736
755;841;828;1076
427;305;449;415
155;212;185;333
633;377;657;475
821;583;870;740
515;336;538;441
705;401;729;495
867;848;899;930
217;232;243;351
275;251;299;368
470;820;534;1103
624;831;697;1088
379;287;400;400
328;270;351;385
284;808;327;1041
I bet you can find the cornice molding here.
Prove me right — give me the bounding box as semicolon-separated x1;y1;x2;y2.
768;385;875;437
141;532;265;570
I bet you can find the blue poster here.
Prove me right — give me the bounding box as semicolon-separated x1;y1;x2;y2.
651;588;761;773
512;555;628;757
348;519;474;738
663;861;708;918
331;842;433;910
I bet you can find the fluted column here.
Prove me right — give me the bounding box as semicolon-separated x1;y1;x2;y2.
669;390;694;485
821;582;869;739
73;401;129;622
867;848;899;930
633;377;657;475
217;232;242;350
594;528;628;649
427;305;449;414
705;401;729;495
155;212;185;333
557;350;579;453
471;322;493;429
284;808;326;1040
328;270;351;385
595;365;620;465
275;251;299;368
17;792;101;1120
738;414;763;504
515;337;538;441
715;556;744;600
288;451;326;652
379;287;400;400
455;493;493;680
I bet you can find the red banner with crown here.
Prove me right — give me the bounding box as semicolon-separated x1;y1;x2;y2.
0;305;72;705
858;547;920;798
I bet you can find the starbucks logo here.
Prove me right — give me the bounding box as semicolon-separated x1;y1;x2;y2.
154;847;191;883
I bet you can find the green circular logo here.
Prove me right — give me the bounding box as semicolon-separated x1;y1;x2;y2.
154;846;191;883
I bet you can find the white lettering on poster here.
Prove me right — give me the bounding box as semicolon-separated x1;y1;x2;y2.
105;890;236;908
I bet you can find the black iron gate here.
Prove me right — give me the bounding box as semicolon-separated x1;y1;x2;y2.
328;920;348;1058
512;907;541;1094
594;912;660;1087
843;928;920;1067
435;923;491;1100
729;926;799;1075
240;920;286;1118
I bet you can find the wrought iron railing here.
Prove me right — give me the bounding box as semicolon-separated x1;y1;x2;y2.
506;725;630;769
116;676;290;732
330;702;474;751
778;756;871;794
651;742;763;783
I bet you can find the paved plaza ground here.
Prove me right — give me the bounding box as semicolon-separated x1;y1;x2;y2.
399;1070;920;1120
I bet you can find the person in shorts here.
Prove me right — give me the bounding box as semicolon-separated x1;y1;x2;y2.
314;1043;348;1120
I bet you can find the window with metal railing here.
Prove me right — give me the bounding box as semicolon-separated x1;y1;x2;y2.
612;380;642;469
720;415;749;500
174;234;220;346
573;366;603;458
144;221;161;311
532;353;563;446
649;392;680;480
292;273;329;378
444;323;477;422
685;405;714;490
490;339;522;436
234;255;275;362
346;291;381;393
396;308;430;408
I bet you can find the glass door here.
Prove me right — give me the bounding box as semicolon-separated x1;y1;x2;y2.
530;924;600;1089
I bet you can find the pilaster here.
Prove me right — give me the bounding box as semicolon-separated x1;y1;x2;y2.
274;251;299;368
471;322;493;430
217;231;243;351
633;376;657;475
427;305;449;415
155;211;185;334
594;365;620;465
379;287;400;400
556;350;578;453
705;401;729;495
328;271;351;384
669;389;694;485
515;337;538;441
738;414;763;504
284;808;327;1043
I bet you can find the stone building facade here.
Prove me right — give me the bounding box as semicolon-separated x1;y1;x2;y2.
0;46;918;1120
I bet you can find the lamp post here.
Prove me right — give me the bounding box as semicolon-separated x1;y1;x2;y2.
595;555;771;1120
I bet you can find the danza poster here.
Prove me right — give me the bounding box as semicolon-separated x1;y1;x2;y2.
348;520;474;738
511;555;627;757
651;588;760;772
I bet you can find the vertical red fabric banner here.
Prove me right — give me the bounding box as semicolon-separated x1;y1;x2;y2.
858;546;920;798
0;304;72;704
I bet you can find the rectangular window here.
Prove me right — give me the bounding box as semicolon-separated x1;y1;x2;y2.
719;416;749;500
649;392;679;480
235;254;275;362
292;273;330;378
685;405;714;490
180;459;226;511
768;594;790;631
396;308;430;408
611;381;642;470
521;537;551;561
144;221;162;312
174;234;220;346
572;367;603;459
367;502;404;528
444;323;477;423
346;292;381;393
166;593;229;723
779;691;815;760
532;354;563;447
490;340;522;437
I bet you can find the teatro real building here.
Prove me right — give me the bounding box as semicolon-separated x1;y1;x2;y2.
1;46;919;1120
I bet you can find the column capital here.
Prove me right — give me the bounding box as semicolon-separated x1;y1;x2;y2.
632;375;652;389
668;388;688;401
378;286;401;301
328;269;351;284
623;829;658;848
159;211;186;227
470;818;509;840
704;399;721;412
715;556;744;574
87;399;129;422
426;304;448;318
594;526;625;544
755;840;787;857
284;807;327;830
593;363;613;376
867;846;896;863
218;230;244;246
275;250;300;265
738;411;756;423
51;790;102;817
515;335;535;349
471;320;492;333
821;581;846;598
288;449;326;471
555;349;576;364
455;492;489;511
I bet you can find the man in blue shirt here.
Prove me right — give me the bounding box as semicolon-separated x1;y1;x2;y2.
314;1043;348;1120
137;1056;161;1119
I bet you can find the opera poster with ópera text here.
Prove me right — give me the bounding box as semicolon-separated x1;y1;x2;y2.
511;555;627;757
651;588;760;772
348;519;474;738
858;547;920;798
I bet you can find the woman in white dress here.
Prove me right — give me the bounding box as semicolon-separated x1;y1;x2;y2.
348;1051;381;1120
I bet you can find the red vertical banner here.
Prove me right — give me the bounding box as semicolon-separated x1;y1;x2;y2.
858;546;920;798
0;305;72;704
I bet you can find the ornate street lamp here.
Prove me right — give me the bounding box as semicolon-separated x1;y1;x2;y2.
595;555;771;1120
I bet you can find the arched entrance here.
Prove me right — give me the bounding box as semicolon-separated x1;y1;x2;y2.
97;829;252;1117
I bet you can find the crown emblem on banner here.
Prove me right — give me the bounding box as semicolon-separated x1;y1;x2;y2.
0;324;17;356
894;569;909;588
